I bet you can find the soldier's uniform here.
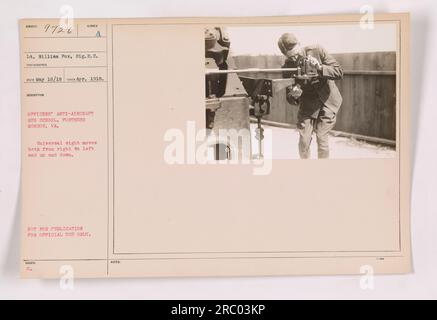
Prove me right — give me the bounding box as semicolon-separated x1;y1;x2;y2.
281;41;343;159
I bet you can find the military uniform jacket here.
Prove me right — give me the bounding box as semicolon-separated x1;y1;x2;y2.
282;45;344;117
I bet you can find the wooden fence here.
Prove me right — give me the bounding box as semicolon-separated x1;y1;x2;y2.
232;52;396;141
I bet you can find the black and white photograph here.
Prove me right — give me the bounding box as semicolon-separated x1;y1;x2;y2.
205;23;397;160
3;0;437;302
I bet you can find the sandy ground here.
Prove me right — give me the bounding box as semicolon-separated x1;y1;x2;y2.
250;124;396;159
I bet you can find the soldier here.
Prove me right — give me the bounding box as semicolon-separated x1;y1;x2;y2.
278;33;343;159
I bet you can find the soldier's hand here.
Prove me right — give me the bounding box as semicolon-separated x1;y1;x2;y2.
307;56;322;71
290;85;303;99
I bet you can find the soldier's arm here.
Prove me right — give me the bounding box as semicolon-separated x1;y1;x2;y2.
318;45;343;80
281;59;293;79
